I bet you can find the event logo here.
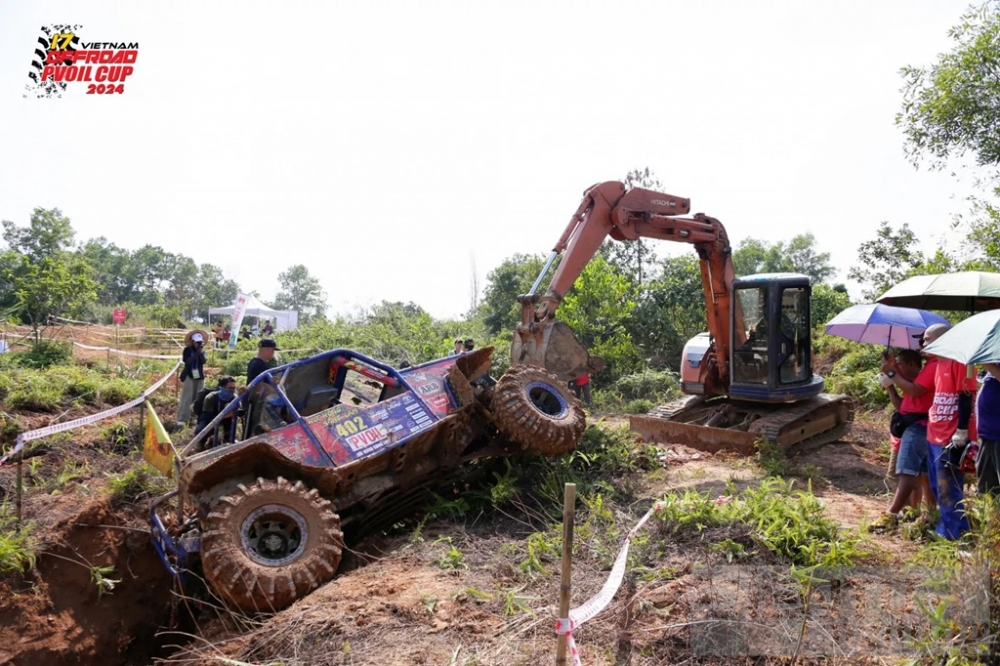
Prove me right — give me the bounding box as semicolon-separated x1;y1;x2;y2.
26;24;138;98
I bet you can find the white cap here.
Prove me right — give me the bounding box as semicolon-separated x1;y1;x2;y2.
192;333;204;342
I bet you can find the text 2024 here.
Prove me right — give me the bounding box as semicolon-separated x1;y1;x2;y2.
86;83;125;94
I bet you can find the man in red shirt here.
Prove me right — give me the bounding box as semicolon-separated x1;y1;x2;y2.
922;323;978;539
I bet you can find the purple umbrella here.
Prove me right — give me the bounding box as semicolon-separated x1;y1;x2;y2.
824;303;951;350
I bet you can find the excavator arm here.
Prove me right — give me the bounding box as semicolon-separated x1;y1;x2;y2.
512;181;739;398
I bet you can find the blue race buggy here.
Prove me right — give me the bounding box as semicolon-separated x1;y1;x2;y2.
150;347;584;612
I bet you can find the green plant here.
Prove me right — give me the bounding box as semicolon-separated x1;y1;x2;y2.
434;537;467;570
624;398;654;414
0;512;36;575
90;564;121;600
419;592;437;614
104;464;171;503
500;586;536;617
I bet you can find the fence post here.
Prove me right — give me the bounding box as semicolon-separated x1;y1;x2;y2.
15;441;24;532
556;482;576;665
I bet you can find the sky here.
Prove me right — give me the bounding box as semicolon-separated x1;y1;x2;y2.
0;1;985;320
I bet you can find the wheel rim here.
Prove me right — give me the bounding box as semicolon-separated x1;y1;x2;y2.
241;504;309;566
525;381;568;419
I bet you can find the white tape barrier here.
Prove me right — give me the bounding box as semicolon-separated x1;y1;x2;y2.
70;341;181;360
555;500;665;666
0;361;181;467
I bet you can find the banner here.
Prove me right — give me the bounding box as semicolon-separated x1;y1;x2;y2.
229;292;250;349
142;400;174;477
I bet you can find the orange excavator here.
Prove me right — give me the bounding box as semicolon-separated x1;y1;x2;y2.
512;181;852;453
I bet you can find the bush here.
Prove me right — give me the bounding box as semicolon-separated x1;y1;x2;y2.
624;398;654;414
14;341;73;369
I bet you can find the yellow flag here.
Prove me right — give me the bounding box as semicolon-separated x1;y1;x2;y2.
143;400;174;478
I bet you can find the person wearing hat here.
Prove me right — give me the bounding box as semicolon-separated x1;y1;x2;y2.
247;338;280;384
448;338;463;357
177;331;208;427
920;322;978;539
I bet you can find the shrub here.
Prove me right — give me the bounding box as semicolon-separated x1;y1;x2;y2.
14;341;73;369
624;398;654;414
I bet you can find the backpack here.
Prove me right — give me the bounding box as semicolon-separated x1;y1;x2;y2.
192;387;215;418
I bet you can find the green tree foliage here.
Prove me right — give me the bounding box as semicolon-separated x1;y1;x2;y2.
847;221;926;300
559;255;641;377
79;237;239;320
479;253;550;334
630;255;707;369
810;283;852;328
898;2;1000;169
0;208;96;331
273;264;328;321
732;234;835;282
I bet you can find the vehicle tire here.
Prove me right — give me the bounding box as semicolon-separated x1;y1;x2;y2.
491;365;585;456
200;476;343;613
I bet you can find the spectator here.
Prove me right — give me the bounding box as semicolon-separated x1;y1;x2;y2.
247;338;279;384
195;376;239;448
262;320;274;336
922;323;978;540
177;332;207;428
221;324;232;347
241;326;252;341
448;338;463;357
976;363;1000;497
872;348;935;531
571;372;592;406
463;338;475;352
212;322;225;349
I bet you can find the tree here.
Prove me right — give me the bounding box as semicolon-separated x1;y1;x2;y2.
630;255;707;369
732;238;769;276
811;283;852;329
478;253;550;334
273;264;327;321
731;234;834;283
559;255;641;377
898;3;1000;169
847;222;926;300
0;208;96;332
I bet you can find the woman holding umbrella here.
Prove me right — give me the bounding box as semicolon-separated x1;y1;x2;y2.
873;349;936;531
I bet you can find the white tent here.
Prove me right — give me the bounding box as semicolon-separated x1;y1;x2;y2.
208;295;299;331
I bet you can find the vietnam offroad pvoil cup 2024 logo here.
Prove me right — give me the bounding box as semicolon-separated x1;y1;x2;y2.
25;24;137;98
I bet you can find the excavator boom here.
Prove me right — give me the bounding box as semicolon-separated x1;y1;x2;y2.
513;181;738;397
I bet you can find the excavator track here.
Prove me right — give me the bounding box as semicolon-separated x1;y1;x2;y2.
630;393;854;455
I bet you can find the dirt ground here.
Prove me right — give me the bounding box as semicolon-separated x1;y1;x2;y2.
0;358;970;666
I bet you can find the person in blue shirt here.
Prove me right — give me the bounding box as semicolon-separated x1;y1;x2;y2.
977;363;1000;497
177;332;206;428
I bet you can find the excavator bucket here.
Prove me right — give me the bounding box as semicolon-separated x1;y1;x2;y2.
511;321;604;383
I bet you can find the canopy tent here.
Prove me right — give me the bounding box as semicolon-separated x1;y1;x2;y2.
208;295;299;331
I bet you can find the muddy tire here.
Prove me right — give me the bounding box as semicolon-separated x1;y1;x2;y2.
200;476;343;613
491;365;585;456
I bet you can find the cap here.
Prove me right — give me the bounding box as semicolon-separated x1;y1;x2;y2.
259;338;280;350
921;323;951;345
192;333;204;342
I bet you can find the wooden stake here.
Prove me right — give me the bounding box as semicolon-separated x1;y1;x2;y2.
556;482;576;665
15;443;23;532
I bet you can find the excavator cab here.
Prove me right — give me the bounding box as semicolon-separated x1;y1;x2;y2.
729;274;825;403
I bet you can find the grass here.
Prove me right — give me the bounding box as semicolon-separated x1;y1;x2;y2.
653;477;879;567
0;505;36;575
104;463;173;504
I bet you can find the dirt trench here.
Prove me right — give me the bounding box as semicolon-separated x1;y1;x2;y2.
0;494;177;666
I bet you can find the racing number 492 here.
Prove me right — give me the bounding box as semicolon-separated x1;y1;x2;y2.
86;84;125;94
